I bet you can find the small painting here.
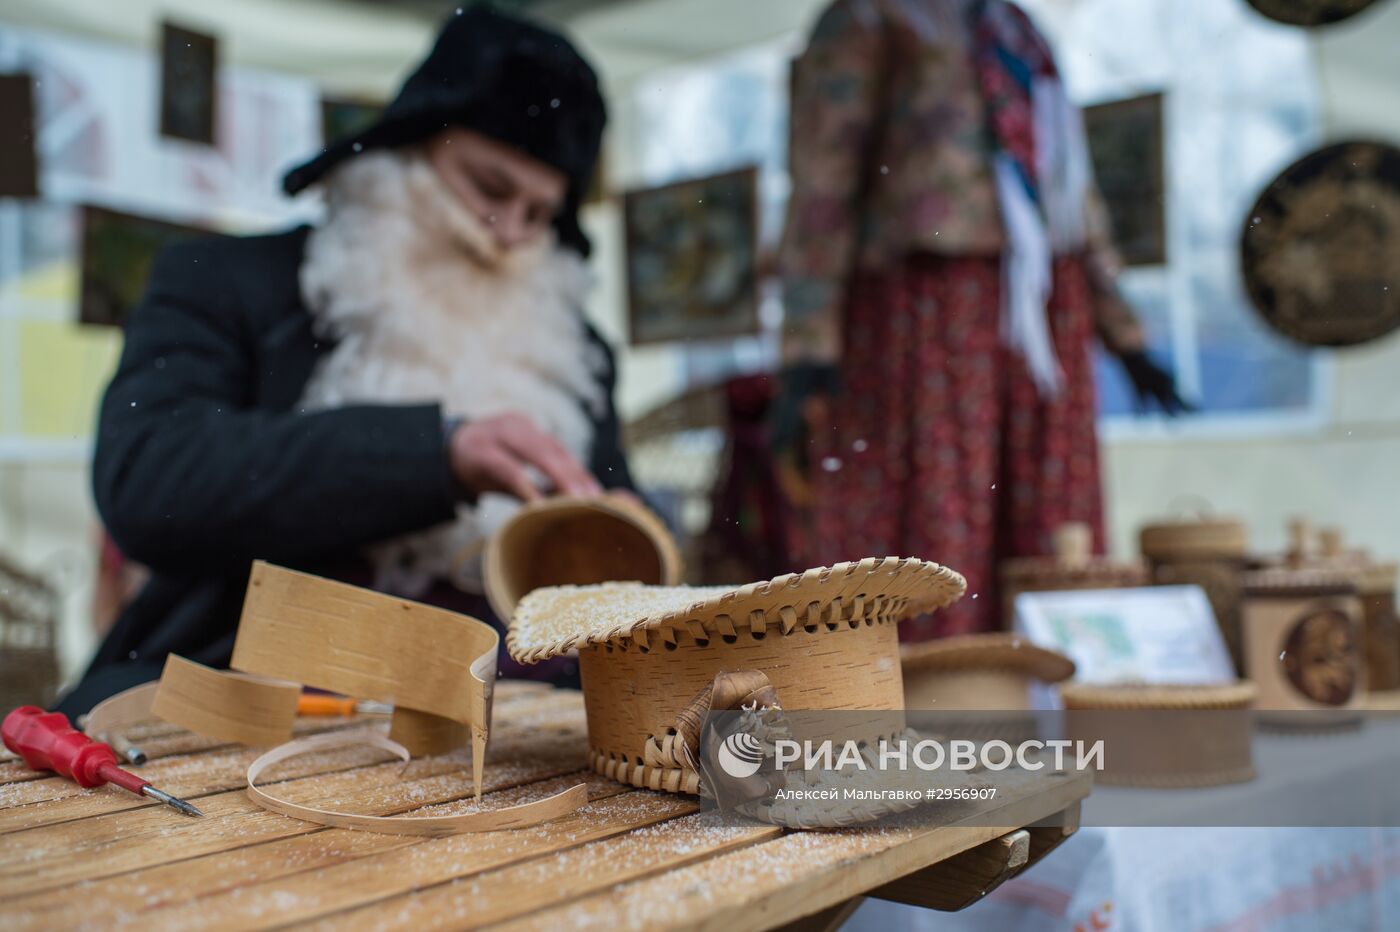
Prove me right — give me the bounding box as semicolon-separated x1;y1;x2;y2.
160;22;219;145
0;73;39;198
623;167;759;346
79;205;213;328
1083;92;1166;267
320;96;383;148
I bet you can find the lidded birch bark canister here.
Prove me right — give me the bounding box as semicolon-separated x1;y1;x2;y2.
1139;517;1249;673
901;633;1074;743
1058;682;1257;787
999;522;1148;629
1241;567;1364;728
1353;562;1399;693
1293;527;1399;694
507;558;966;794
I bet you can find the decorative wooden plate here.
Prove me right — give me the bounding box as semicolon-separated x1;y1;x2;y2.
1245;0;1381;27
1241;140;1400;347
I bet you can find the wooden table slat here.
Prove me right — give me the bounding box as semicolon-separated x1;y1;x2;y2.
127;782;696;931
0;683;1091;931
0;692;585;833
493;769;1089;932
306;809;780;932
0;709;590;899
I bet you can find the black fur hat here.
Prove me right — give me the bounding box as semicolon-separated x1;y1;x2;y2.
283;5;606;256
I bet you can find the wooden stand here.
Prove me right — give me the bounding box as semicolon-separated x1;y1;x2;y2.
0;553;60;710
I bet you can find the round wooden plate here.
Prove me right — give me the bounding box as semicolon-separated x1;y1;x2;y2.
1245;0;1381;27
1241;140;1400;347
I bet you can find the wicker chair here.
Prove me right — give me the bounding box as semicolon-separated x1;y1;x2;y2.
0;552;61;709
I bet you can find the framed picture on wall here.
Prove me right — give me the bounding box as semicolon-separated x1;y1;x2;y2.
623;167;759;346
79;205;215;328
1083;92;1166;267
159;22;219;145
0;73;39;198
320;96;383;147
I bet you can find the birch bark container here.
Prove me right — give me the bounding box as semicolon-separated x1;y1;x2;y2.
1000;522;1148;630
1241;568;1364;728
1140;517;1249;673
507;558;966;794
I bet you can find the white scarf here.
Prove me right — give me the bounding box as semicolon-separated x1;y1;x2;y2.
993;74;1095;398
298;150;605;596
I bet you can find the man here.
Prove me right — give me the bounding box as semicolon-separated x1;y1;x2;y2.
57;7;628;714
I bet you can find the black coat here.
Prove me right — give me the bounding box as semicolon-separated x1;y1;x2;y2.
55;226;635;715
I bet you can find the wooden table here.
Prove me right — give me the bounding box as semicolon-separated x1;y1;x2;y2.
0;683;1088;930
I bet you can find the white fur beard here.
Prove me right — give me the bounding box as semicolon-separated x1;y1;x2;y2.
297;150;605;598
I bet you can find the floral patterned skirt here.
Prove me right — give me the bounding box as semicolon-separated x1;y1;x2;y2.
803;252;1105;640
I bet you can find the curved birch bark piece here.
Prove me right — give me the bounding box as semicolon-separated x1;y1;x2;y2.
231;561;499;797
81;681;161;738
151;655;302;746
245;731;587;836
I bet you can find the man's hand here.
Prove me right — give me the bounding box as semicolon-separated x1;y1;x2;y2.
449;412;602;503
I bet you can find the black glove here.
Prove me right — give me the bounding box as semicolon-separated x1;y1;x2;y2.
769;362;842;456
1118;350;1193;416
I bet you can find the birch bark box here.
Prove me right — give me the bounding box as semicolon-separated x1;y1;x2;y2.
901;633;1074;710
507;558;966;794
1140;517;1249;673
1001;522;1147;630
900;633;1075;744
1240;567;1364;727
1356;562;1400;692
1058;682;1257;787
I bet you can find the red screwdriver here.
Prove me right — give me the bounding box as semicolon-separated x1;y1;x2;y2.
2;706;204;817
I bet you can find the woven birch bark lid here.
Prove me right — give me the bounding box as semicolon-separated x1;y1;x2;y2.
1353;561;1398;595
1059;681;1257;709
900;633;1075;684
1241;566;1358;597
507;557;966;664
1139;518;1247;560
1002;522;1146;586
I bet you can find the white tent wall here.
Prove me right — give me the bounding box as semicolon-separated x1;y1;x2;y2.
1084;0;1400;562
3;0;1399;686
1;0;433;98
571;0;1400;564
